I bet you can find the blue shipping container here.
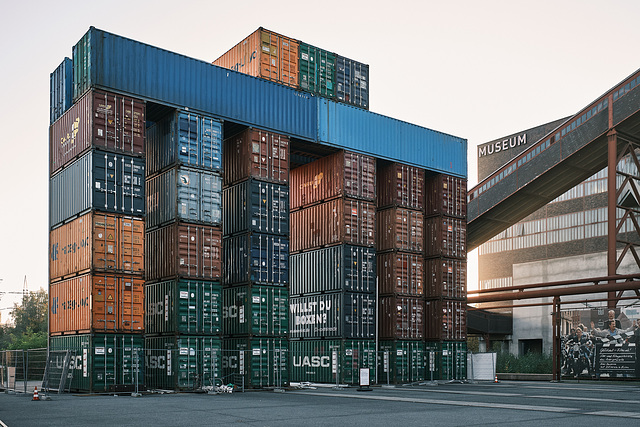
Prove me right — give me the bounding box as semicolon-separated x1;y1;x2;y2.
222;180;289;236
146;110;223;177
223;233;289;286
335;55;369;110
50;57;73;124
317;99;467;177
49;149;145;227
146;167;222;229
72;27;317;141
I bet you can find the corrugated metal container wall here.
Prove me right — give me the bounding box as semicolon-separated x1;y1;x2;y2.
223;337;289;388
424;299;467;341
223;180;289;236
223;128;289;186
425;258;466;300
290;198;375;253
145;335;222;390
50;90;145;174
49;150;145;227
223;233;289;286
298;43;336;98
290;151;376;211
146;167;222;229
289;293;376;340
424;174;467;219
49;274;144;334
424;216;467;259
317;99;467;177
377;252;423;296
213;28;299;88
144;280;221;336
379;341;425;384
146;110;222;177
377;163;424;210
145;223;222;282
335;55;369;110
222;285;289;337
379;296;424;340
50;212;144;280
424;341;467;381
49;334;144;393
290;245;376;296
376;208;424;253
72;28;318;142
289;339;375;384
50;57;73;124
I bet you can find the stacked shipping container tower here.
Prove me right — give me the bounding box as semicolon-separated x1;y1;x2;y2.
144;110;224;390
289;151;377;384
48;26;468;391
49;60;146;392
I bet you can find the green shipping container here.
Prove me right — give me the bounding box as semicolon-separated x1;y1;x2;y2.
222;285;288;336
145;280;221;335
289;339;376;385
298;43;336;98
379;341;425;384
223;338;288;388
424;341;467;381
145;335;222;390
49;333;143;393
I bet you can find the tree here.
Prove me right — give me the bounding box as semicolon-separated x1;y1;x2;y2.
0;289;48;350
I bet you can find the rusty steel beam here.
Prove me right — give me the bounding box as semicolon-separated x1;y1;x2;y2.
467;294;640;311
608;128;618;308
468;280;640;304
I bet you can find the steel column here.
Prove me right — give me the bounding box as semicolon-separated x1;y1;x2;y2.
607;129;618;308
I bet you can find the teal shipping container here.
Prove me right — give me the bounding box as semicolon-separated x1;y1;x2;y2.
49;334;143;393
145;280;221;336
424;341;467;381
379;341;425;384
298;43;335;98
289;339;375;385
145;335;222;390
222;285;288;337
223;337;288;388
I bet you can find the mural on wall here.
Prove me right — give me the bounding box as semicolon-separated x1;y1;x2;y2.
561;308;639;379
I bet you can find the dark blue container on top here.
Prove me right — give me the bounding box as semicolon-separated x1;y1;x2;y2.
49;149;145;228
223;233;289;286
50;57;73;124
335;55;369;110
222;180;289;237
146;110;223;177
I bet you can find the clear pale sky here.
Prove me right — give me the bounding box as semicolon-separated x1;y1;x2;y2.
1;0;639;319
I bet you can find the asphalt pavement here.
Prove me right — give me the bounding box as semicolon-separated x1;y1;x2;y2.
2;380;640;426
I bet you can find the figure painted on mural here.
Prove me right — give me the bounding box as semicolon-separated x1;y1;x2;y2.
591;320;636;339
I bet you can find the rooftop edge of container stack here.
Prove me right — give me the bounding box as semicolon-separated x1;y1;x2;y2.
69;27;465;177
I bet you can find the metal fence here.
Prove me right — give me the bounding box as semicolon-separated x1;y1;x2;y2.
0;348;47;394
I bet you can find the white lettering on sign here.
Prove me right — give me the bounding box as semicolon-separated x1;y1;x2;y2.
478;134;527;158
292;355;331;368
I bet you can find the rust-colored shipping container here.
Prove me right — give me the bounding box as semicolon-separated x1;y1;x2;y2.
425;258;466;300
424;299;467;341
379;296;424;340
424;174;467;219
145;223;222;282
50;212;144;281
377;163;423;210
50;89;145;174
223;128;289;186
213;27;299;88
290;198;375;253
424;216;466;259
290;150;375;210
377;252;423;296
49;273;144;334
376;208;423;253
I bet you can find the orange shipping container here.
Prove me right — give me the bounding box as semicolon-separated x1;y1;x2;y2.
290;198;375;253
377;163;424;210
290;150;376;211
223;128;289;186
49;273;144;335
424;174;467;219
49;212;144;281
424;299;467;341
424;216;466;259
376;208;424;253
425;258;466;299
377;252;423;296
213;28;299;88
